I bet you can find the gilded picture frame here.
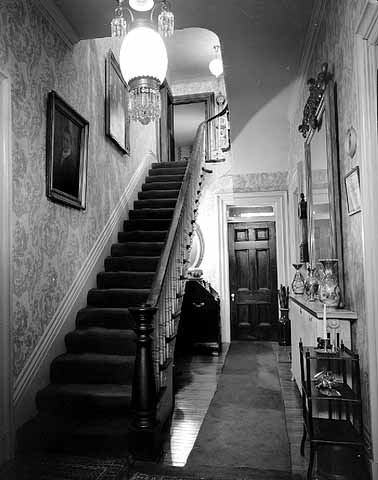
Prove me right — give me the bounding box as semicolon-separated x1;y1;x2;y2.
46;91;89;210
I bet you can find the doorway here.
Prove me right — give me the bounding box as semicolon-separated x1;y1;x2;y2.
228;221;278;340
173;92;215;162
0;69;13;465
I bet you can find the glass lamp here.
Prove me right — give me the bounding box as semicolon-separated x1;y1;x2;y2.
111;0;174;124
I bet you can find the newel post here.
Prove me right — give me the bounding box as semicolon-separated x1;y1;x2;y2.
129;304;158;431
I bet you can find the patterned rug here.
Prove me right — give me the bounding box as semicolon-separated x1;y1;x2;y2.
0;455;129;480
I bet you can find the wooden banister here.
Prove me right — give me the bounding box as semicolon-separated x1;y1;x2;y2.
130;106;224;438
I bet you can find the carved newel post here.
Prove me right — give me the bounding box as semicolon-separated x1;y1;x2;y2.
129;305;158;431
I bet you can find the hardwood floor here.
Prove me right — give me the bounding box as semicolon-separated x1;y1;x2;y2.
160;346;229;467
159;343;307;478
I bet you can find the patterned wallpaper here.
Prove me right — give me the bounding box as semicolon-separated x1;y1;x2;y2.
288;0;371;448
232;171;288;193
0;0;155;379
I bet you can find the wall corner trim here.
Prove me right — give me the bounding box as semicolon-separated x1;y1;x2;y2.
32;0;80;48
13;157;150;408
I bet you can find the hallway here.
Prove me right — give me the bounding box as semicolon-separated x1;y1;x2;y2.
0;342;306;480
133;342;306;480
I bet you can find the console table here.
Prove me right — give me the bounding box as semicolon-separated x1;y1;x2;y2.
290;295;357;389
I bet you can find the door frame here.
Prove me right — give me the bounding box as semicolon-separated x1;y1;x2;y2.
172;92;215;162
0;68;14;464
356;3;378;477
217;191;289;343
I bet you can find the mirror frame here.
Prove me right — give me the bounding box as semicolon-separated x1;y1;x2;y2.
299;63;344;298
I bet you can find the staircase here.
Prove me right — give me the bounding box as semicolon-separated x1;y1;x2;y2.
18;160;188;456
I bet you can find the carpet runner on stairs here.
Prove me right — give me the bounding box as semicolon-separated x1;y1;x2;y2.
18;160;188;455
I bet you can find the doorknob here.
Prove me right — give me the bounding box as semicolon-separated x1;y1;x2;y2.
231;293;235;302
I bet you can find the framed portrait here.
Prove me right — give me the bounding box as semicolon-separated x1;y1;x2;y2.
105;50;130;154
46;91;89;210
345;166;361;216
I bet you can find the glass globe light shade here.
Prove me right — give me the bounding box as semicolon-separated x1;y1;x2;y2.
209;58;223;78
120;25;168;124
120;25;168;84
129;0;154;11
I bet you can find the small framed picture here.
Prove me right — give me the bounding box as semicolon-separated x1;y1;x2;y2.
345;166;361;215
105;50;130;154
46;91;89;210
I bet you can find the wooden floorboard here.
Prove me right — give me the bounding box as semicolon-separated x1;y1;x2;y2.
160;346;229;467
159;342;307;478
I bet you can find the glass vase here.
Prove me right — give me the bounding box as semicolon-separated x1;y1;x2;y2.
305;265;319;302
318;259;341;308
291;263;305;295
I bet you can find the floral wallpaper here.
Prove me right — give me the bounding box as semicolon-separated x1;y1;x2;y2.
288;0;371;450
232;171;288;193
0;0;155;380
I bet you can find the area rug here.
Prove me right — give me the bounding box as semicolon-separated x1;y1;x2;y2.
185;342;291;473
0;455;129;480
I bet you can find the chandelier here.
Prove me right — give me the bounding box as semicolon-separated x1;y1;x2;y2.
111;0;174;125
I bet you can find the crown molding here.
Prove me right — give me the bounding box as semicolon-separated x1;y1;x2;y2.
288;0;327;123
32;0;80;48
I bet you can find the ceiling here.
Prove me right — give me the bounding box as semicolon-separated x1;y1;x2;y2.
52;0;315;139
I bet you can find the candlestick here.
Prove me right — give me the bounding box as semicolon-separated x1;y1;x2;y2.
323;303;327;340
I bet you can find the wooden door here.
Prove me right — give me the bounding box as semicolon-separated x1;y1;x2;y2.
228;221;278;340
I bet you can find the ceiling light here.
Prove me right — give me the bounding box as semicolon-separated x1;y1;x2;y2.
111;0;174;125
209;45;223;78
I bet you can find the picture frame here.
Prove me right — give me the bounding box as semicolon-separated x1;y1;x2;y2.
345;166;361;216
105;50;130;154
46;91;89;210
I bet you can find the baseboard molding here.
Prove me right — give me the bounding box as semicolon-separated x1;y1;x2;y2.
14;153;154;427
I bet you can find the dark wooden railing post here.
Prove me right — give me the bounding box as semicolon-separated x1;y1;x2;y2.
129;304;158;430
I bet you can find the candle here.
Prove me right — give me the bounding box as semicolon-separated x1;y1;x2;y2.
323;303;327;340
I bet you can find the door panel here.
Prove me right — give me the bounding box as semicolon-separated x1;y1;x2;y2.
229;221;278;340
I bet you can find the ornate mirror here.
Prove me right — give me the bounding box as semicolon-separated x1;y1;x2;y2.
299;63;344;297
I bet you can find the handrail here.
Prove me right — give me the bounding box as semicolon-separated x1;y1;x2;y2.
148;106;229;308
206;103;229;124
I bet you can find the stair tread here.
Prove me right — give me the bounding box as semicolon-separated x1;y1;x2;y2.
39;383;133;397
88;287;150;295
67;327;135;338
53;352;135;363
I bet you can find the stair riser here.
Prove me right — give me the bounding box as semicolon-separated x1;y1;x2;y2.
97;272;154;289
151;161;188;169
36;393;132;415
138;190;179;200
104;256;159;272
148;168;186;176
87;290;149;308
76;308;135;330
142;182;182;191
145;175;184;183
134;199;177;209
124;219;172;231
111;243;163;257
51;361;134;384
65;332;136;356
118;231;167;242
129;209;173;220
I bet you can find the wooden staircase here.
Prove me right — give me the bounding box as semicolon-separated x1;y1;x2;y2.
17;161;188;457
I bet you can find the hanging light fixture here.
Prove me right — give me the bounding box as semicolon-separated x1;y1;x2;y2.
209;45;223;78
111;0;174;125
